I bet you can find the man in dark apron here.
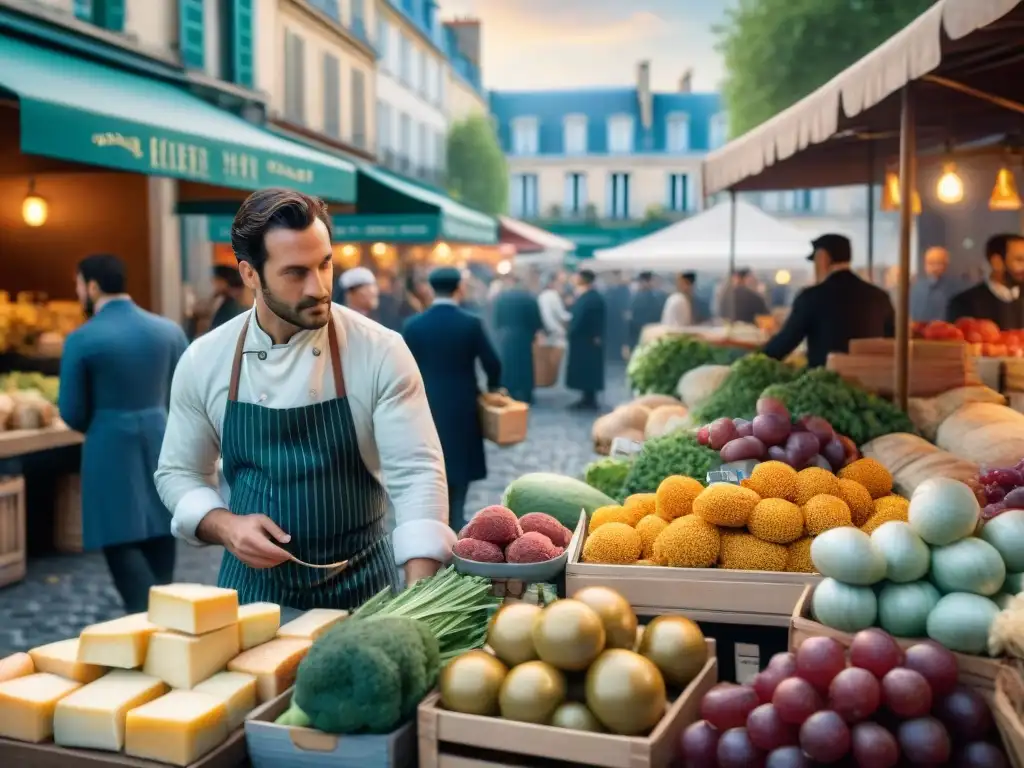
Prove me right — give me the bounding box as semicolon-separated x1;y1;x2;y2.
156;188;455;608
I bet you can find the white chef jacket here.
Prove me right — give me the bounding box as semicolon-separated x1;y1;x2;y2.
661;292;693;328
155;304;456;567
538;288;572;347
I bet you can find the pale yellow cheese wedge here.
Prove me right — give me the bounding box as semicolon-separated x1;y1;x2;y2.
30;638;106;683
238;603;280;650
53;669;167;751
78;612;160;669
143;623;240;690
276;608;347;641
148;583;239;635
193;671;257;730
227;637;311;703
125;690;228;767
0;652;34;683
0;672;82;743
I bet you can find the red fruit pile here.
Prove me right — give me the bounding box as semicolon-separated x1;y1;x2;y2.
695;397;859;471
677;628;1008;767
966;463;1024;520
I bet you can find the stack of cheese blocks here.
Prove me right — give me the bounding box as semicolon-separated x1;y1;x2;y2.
0;584;349;766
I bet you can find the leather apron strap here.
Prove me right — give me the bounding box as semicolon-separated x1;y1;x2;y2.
227;314;347;402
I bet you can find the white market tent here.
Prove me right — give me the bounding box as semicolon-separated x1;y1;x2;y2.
500;216;576;267
588;199;814;272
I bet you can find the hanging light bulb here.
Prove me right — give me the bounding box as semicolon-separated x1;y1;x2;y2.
989;166;1022;211
880;171;900;212
936;163;964;204
774;269;791;286
21;179;48;227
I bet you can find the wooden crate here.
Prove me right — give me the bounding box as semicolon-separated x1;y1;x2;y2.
1006;359;1024;392
478;394;528;446
417;639;717;768
0;475;26;588
54;473;83;553
565;523;819;628
789;585;1005;699
995;664;1024;768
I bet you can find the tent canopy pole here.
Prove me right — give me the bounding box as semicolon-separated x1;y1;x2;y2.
867;142;876;283
728;189;737;323
895;85;916;411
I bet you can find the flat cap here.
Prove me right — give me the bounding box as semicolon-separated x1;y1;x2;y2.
339;266;376;290
428;266;462;293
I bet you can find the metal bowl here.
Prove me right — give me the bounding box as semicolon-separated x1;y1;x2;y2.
452;512;586;582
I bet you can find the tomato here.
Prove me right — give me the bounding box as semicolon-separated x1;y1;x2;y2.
955;318;976;334
965;331;983;344
975;319;1002;343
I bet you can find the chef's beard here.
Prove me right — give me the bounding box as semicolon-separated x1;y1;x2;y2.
261;286;331;330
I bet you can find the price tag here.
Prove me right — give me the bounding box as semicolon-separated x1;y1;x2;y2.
734;642;761;684
610;437;644;459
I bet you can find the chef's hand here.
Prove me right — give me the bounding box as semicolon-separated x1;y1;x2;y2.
197;509;292;569
404;557;441;586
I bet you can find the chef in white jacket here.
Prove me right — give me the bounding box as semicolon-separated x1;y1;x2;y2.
538;271;572;347
155;188;455;609
661;271;697;329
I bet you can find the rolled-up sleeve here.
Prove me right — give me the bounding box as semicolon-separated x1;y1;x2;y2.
155;345;227;545
372;335;456;565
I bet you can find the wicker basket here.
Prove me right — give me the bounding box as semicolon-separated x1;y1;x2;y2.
478;393;528;446
995;664;1024;768
532;342;563;388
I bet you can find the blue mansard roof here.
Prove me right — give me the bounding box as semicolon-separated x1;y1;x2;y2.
489;87;722;154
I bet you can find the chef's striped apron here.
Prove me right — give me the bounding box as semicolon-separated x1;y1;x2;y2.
216;316;399;609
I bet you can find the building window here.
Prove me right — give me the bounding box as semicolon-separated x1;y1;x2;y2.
377;16;389;67
666;113;690;153
511;174;539;218
709;112;728;150
436;131;446;172
377;100;391;154
411;48;424;94
76;0;125;31
607;115;634;154
564;172;587;215
667;173;691;212
511;117;539;156
563;115;587;155
399;34;412;85
350;0;366;39
322;53;341;138
283;30;305;124
351;69;367;149
308;0;339;22
399;112;412;166
607;172;631;219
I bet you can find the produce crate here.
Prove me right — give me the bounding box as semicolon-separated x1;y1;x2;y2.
478;394;528;446
54;473;83;553
1006;359;1024;392
828;338;976;397
0;728;247;767
565;528;817;682
245;687;416;768
0;475;25;588
789;585;1006;699
417;639;717;768
994;664;1024;768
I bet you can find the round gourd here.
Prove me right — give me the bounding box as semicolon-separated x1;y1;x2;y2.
926;592;1001;654
1005;572;1024;595
979;509;1024;572
810;527;886;585
878;581;940;637
930;537;1006;596
908;477;980;546
993;592;1015;610
811;578;878;632
870;521;930;583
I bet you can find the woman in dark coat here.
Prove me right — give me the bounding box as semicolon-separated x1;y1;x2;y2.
491;276;543;403
566;269;606;410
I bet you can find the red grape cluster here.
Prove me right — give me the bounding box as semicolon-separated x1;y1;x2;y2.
967;463;1024;521
678;628;1007;767
695;397;859;471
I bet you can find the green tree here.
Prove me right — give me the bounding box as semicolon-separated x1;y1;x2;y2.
714;0;938;137
446;115;508;215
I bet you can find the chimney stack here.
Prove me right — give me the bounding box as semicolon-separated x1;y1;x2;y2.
637;60;652;129
679;69;693;93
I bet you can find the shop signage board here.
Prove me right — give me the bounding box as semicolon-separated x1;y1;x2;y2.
209;214;498;244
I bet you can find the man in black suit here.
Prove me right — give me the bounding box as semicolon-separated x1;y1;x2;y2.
627;271;667;351
947;234;1024;330
402;267;502;531
566;269;607;411
763;234;895;367
718;268;770;324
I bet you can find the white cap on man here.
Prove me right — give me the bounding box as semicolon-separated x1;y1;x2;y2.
339;267;376;291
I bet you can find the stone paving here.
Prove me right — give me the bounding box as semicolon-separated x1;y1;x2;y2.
0;365;629;656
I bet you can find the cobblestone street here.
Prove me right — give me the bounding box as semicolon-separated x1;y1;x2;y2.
0;365;628;656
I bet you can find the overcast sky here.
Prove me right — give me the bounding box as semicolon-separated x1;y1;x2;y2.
438;0;727;92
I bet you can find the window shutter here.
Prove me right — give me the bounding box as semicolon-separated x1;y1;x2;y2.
73;0;92;22
98;0;125;31
322;55;341;138
352;70;366;149
178;0;205;71
229;0;255;88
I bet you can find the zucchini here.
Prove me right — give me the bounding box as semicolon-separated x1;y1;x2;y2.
502;473;616;529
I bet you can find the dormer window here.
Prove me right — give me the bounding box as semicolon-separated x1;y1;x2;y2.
563;115;587;155
667;113;690;153
607;115;634;154
512;116;539;155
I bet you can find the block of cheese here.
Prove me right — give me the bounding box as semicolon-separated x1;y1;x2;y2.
277;608;347;641
238;602;280;650
53;669;167;751
30;638;106;683
78;612;160;669
143;623;240;690
125;690;228;767
193;671;257;730
0;672;82;743
0;652;34;683
227;637;311;703
148;583;239;635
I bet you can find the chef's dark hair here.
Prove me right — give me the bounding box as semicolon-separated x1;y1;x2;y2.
77;253;126;295
986;233;1024;261
231;188;333;278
